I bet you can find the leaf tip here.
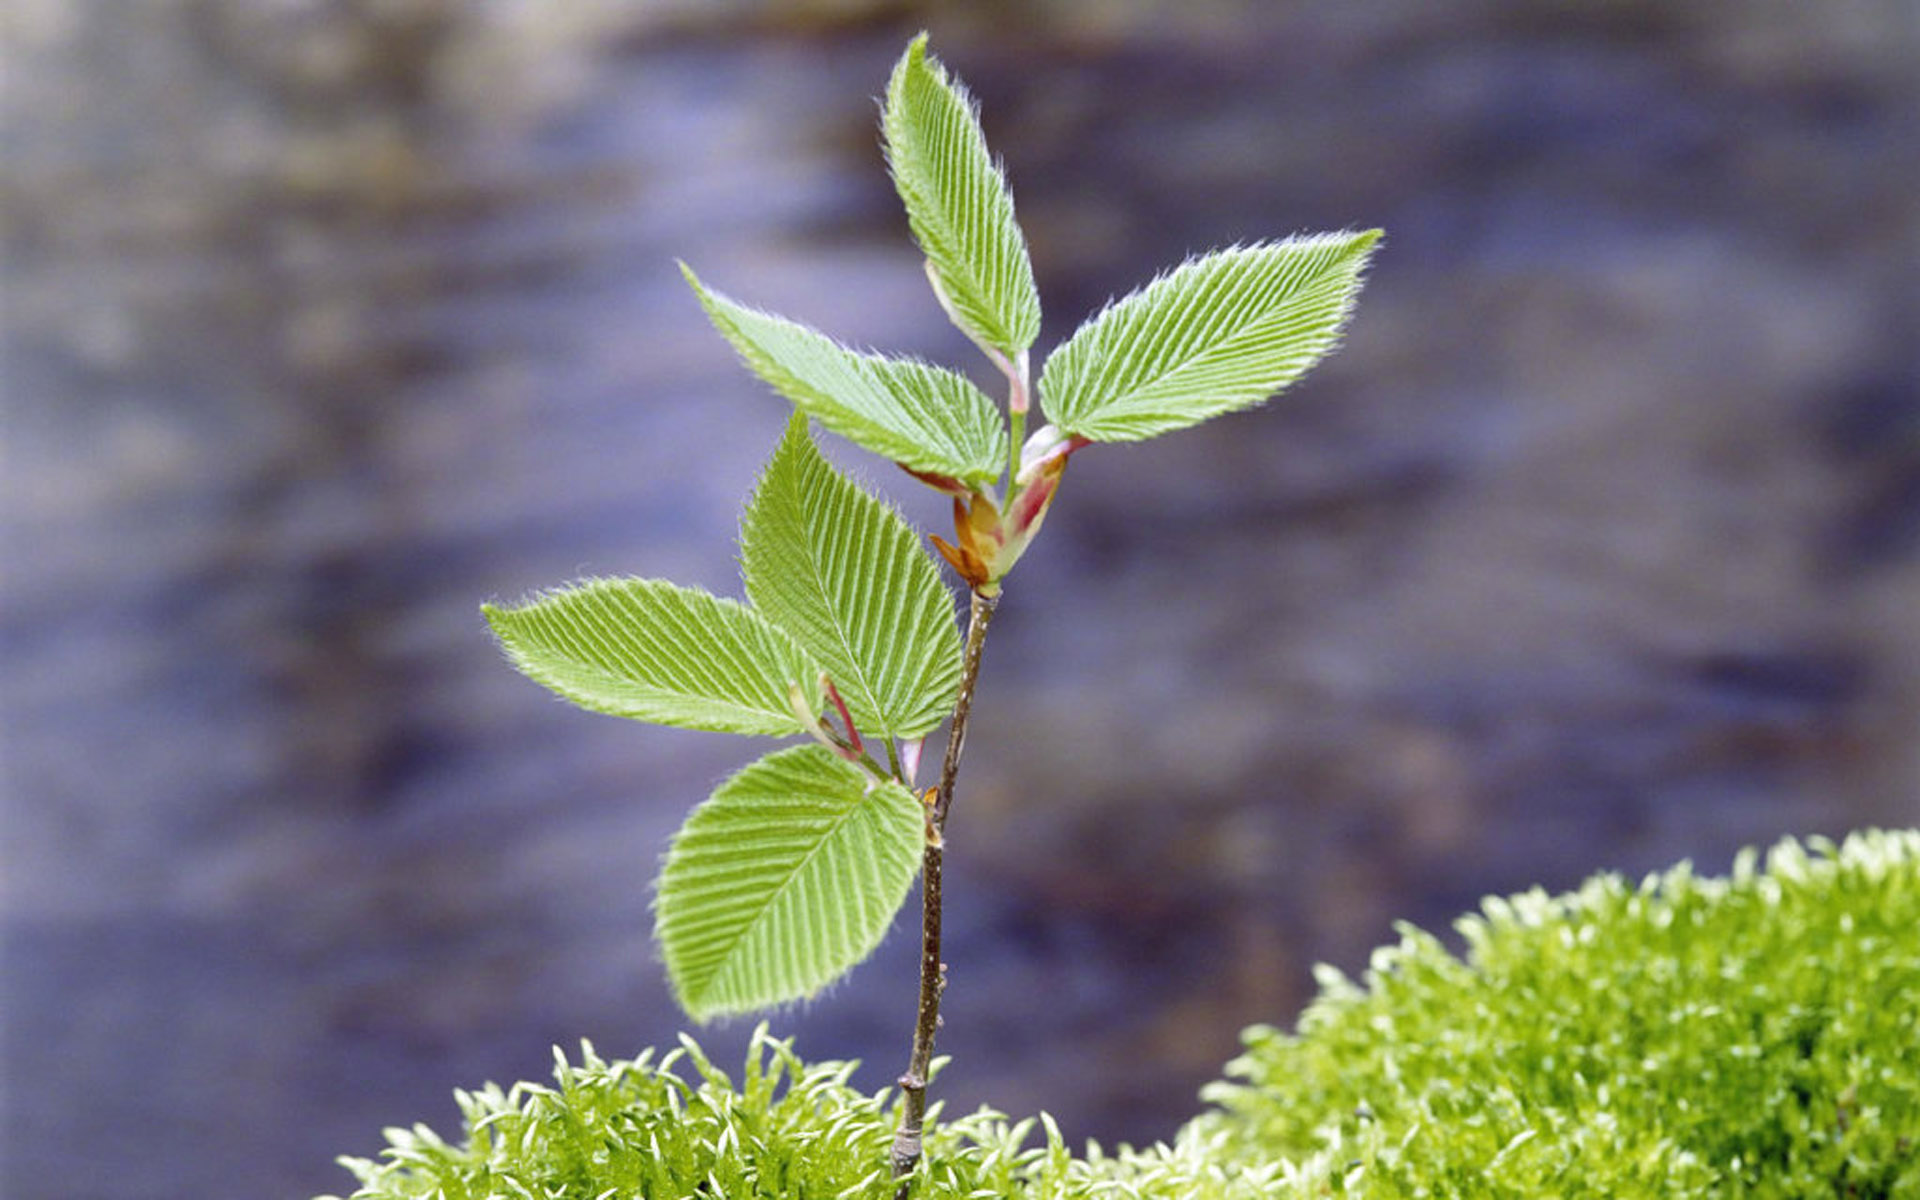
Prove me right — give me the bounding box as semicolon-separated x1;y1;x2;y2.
769;407;814;460
890;31;935;88
1344;227;1385;267
479;601;512;639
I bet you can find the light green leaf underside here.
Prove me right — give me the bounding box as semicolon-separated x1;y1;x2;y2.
684;265;1006;486
1039;231;1381;442
656;745;924;1021
883;33;1041;358
743;416;962;741
483;578;821;736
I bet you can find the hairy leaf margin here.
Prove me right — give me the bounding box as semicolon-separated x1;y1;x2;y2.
483;578;822;737
685;264;1007;486
655;744;926;1020
1039;231;1380;442
883;33;1042;360
742;415;963;741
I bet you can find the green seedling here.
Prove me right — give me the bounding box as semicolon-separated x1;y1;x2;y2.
481;34;1377;1186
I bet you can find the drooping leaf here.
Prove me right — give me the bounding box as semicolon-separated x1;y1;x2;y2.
684;265;1006;486
484;578;821;736
1038;231;1381;442
742;416;962;741
883;33;1042;360
655;744;925;1020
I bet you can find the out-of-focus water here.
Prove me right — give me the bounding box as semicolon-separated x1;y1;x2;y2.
3;3;1916;1196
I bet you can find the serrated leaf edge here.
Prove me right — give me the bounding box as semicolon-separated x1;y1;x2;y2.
684;263;1007;485
883;33;1042;357
654;745;924;1020
1039;230;1381;442
741;416;963;741
483;577;825;737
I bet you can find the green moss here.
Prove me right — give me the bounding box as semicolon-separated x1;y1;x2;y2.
320;1026;1289;1200
323;830;1918;1199
1203;829;1920;1197
324;1031;938;1200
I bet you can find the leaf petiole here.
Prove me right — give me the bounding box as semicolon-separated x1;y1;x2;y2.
1003;348;1030;493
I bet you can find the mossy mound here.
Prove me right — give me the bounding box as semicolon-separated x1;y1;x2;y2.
320;1028;1284;1200
324;829;1918;1199
1203;829;1920;1197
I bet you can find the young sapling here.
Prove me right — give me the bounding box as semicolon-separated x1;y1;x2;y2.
483;33;1378;1188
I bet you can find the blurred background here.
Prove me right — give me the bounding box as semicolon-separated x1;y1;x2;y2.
3;1;1916;1196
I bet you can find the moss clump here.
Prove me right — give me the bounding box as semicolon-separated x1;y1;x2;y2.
321;1028;1290;1200
324;1032;910;1200
323;830;1918;1199
1202;829;1920;1197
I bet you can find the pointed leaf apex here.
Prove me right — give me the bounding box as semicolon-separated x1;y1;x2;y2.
684;271;1006;485
676;258;708;296
656;746;925;1018
1039;231;1382;442
883;33;1042;359
743;418;963;740
485;579;822;736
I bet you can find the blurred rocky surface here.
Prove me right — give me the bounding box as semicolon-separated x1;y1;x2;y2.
2;2;1916;1196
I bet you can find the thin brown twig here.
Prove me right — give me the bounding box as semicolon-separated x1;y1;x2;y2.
890;588;998;1191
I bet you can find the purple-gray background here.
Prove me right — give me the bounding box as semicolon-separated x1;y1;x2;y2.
3;3;1916;1196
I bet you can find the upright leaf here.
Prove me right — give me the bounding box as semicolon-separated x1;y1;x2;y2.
655;745;925;1020
883;34;1042;359
685;265;1006;486
484;579;822;736
1038;231;1380;442
743;416;962;741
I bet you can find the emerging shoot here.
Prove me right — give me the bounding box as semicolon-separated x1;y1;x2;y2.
484;32;1378;1187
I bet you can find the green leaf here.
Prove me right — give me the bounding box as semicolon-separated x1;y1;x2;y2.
883;33;1042;359
742;416;962;741
656;745;925;1020
684;264;1006;487
483;579;822;736
1038;231;1381;442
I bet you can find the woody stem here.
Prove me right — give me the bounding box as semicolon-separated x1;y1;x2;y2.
889;588;999;1191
